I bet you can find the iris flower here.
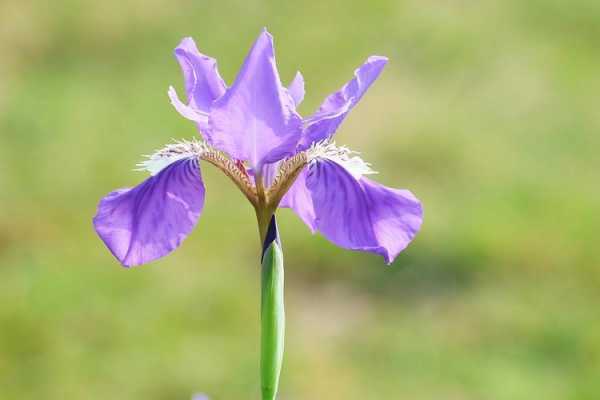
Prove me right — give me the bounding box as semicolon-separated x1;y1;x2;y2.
93;28;423;267
93;28;424;400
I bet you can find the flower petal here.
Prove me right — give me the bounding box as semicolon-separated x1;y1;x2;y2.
209;29;302;171
287;71;305;106
299;56;388;149
279;169;317;233
93;159;205;267
174;37;227;112
284;159;422;264
168;86;209;125
170;37;227;135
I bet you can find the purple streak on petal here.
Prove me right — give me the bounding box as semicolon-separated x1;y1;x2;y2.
299;56;388;149
301;159;422;264
288;71;305;106
93;159;205;267
279;168;317;233
192;395;209;400
209;29;302;171
170;37;227;136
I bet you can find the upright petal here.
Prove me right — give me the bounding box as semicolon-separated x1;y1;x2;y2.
174;37;227;112
299;56;388;149
209;29;302;171
168;86;209;125
170;37;227;134
282;157;422;264
93;159;205;267
287;71;305;107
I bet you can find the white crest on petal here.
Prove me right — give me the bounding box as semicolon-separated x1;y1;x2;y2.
306;140;377;179
135;138;209;175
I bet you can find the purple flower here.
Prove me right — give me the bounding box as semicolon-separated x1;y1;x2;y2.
93;28;423;267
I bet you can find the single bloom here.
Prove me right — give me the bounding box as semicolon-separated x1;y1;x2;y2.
93;28;423;267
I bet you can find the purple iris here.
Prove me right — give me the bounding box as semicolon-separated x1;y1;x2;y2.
93;28;423;267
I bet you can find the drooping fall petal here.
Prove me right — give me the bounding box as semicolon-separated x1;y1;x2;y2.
93;159;205;267
279;169;317;233
284;159;422;264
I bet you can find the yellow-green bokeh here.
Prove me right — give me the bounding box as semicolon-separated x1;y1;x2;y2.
1;1;599;399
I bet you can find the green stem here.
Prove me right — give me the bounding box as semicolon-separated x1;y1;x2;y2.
260;217;285;400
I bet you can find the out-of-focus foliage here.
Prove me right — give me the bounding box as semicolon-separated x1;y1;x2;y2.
1;1;599;399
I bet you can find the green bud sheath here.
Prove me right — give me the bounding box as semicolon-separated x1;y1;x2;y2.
260;217;285;400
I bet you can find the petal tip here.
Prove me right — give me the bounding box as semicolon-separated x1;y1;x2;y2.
288;71;305;106
176;37;198;53
363;56;388;75
256;28;274;46
368;55;389;63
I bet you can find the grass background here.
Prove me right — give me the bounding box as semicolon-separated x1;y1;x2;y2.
1;1;599;399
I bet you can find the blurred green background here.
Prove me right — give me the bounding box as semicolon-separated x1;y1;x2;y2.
1;1;599;399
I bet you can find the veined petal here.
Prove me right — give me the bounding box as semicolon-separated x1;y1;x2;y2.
280;141;375;233
209;29;302;171
299;56;388;149
287;71;305;107
309;160;421;263
93;159;205;267
279;169;317;232
281;142;422;264
170;37;227;135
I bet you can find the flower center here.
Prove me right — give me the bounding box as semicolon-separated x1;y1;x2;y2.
137;138;258;205
136;138;372;213
265;151;308;209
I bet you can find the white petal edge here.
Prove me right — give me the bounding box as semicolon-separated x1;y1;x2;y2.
135;138;209;176
306;140;377;179
168;86;210;124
